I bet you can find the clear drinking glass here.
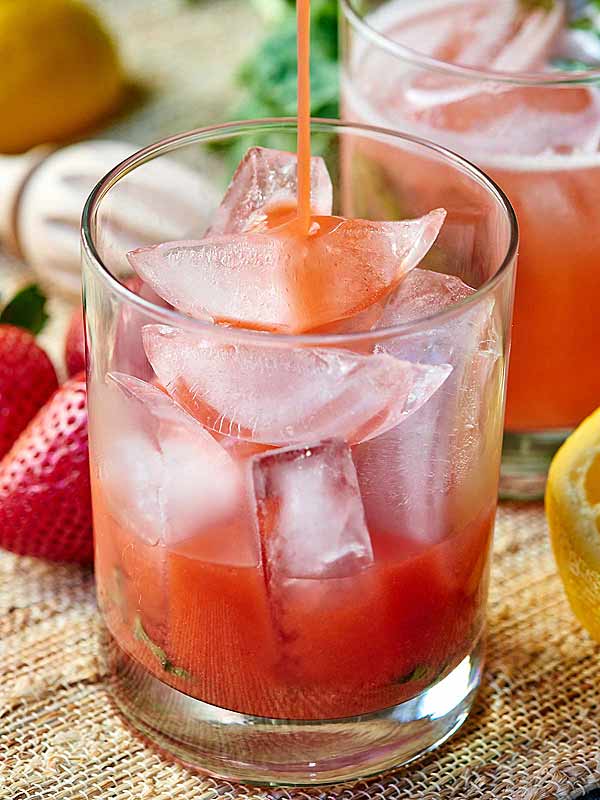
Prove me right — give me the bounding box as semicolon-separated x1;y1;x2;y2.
81;119;517;784
340;0;600;499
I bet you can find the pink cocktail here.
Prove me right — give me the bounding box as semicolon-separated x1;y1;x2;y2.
82;120;516;783
341;0;600;497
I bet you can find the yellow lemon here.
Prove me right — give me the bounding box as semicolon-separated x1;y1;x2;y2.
546;407;600;641
0;0;123;153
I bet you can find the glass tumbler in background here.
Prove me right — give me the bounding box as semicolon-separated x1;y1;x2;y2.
82;120;517;784
341;0;600;499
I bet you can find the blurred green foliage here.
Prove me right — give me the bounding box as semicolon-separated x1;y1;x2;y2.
518;0;555;10
209;0;340;165
238;0;338;115
552;0;600;70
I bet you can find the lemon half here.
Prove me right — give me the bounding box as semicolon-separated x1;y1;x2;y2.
546;407;600;641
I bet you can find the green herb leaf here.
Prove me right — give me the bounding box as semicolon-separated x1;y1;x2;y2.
569;0;600;33
552;57;600;70
237;12;338;117
573;17;595;30
519;0;555;11
395;664;430;685
432;660;451;683
134;616;191;680
0;284;49;335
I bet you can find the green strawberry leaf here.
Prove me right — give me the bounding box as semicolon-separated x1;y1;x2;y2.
0;284;49;335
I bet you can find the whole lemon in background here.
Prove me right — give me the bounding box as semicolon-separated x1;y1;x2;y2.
0;0;123;154
546;407;600;642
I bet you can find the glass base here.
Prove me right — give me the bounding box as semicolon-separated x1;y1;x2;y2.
500;429;571;501
103;629;484;785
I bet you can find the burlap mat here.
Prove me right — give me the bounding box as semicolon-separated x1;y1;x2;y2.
2;505;599;799
1;2;599;798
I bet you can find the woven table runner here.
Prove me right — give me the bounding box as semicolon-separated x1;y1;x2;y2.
1;2;599;797
2;504;599;800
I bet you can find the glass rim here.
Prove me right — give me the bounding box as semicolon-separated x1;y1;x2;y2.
81;117;518;346
340;0;600;86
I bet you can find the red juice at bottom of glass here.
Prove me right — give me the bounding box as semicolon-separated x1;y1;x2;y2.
93;473;494;720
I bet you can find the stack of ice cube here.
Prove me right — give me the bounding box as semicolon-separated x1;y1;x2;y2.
93;146;499;589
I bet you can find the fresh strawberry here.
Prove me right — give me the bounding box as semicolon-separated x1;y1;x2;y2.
0;284;58;458
0;327;59;458
0;373;92;563
65;305;85;377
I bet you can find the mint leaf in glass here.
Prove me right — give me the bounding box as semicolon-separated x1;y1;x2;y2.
134;616;191;679
395;664;430;685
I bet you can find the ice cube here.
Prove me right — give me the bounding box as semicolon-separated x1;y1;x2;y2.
308;299;387;335
296;212;447;331
390;0;564;75
91;373;242;547
354;269;503;541
378;267;477;324
253;440;373;579
128;233;297;331
374;1;600;156
207;146;333;235
373;2;563;120
113;276;175;381
127;209;446;333
403;81;600;157
490;3;565;72
142;323;451;447
124;274;172;308
555;22;600;66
